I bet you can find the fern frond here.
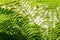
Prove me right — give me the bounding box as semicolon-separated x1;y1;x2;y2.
0;0;60;40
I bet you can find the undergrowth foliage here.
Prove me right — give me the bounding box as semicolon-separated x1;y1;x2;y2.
0;0;60;40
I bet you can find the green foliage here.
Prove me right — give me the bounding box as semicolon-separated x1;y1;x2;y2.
0;0;60;40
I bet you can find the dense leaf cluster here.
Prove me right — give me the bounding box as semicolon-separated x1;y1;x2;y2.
0;0;60;40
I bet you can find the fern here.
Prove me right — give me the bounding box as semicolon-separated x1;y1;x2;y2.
0;0;60;40
0;6;41;40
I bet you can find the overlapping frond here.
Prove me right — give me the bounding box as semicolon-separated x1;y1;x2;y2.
0;0;60;40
